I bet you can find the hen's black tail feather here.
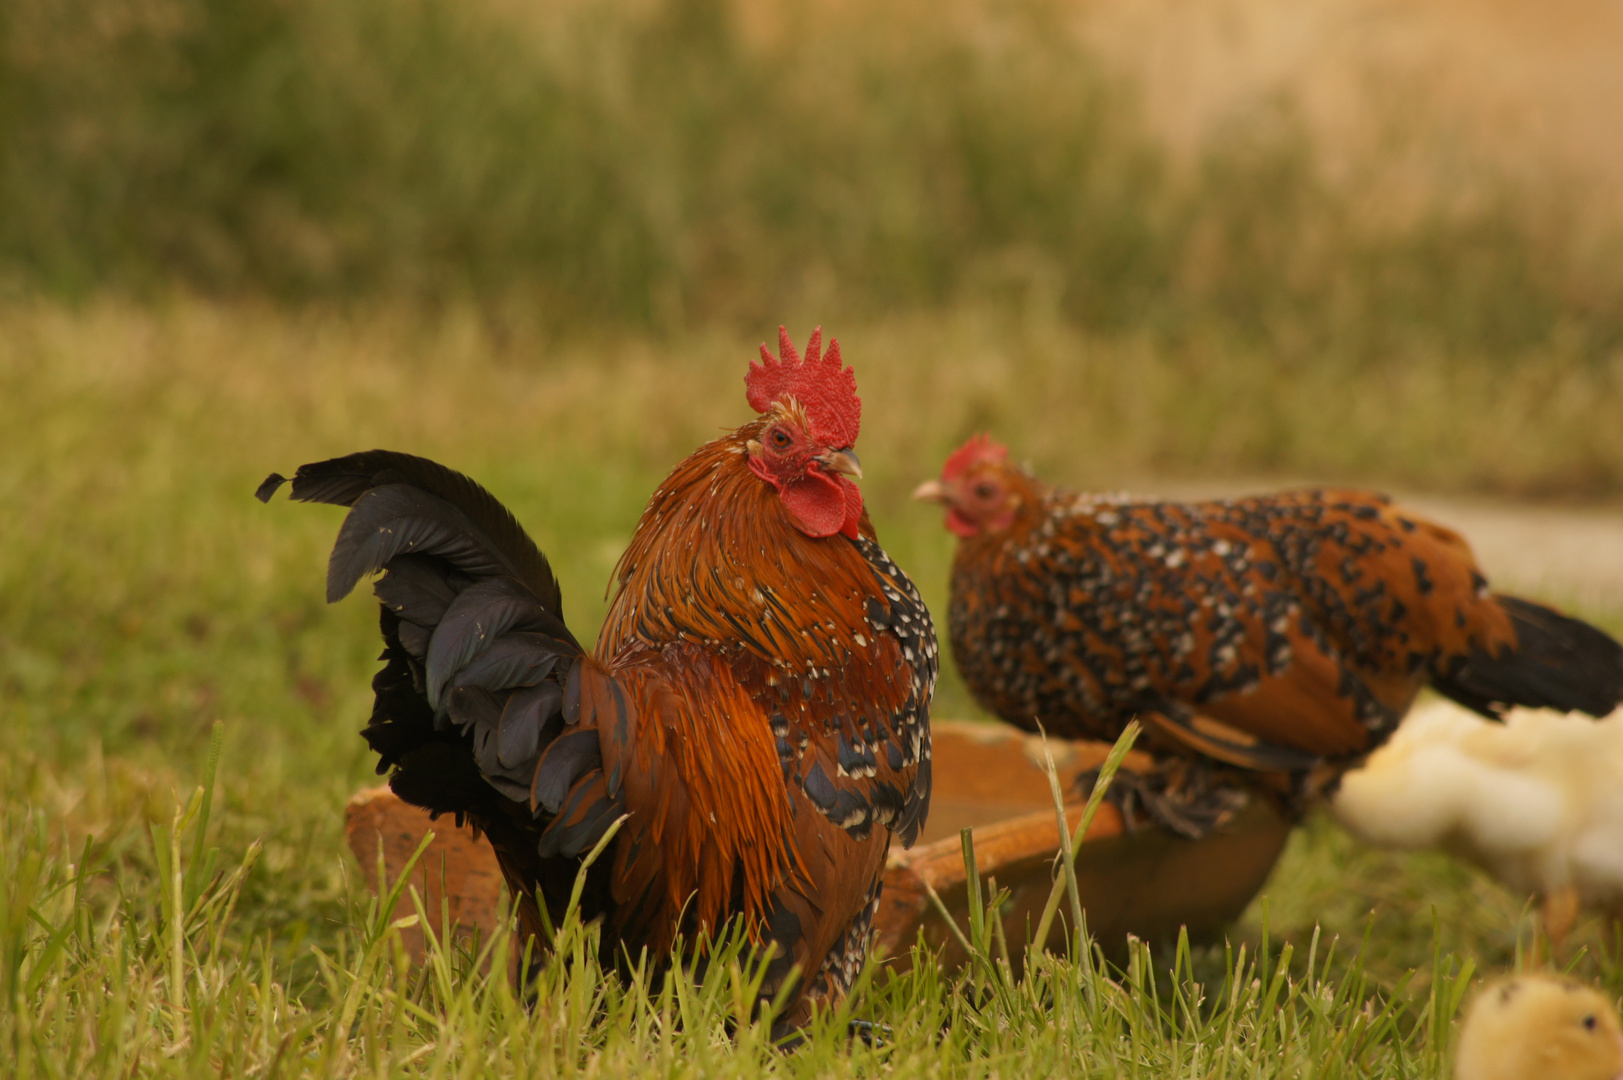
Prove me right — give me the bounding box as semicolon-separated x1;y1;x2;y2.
1432;595;1623;719
262;451;626;927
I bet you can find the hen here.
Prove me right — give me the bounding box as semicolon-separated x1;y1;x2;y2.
915;435;1623;834
259;328;936;1037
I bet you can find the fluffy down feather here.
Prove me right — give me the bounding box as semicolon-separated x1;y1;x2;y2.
1455;974;1623;1080
1334;699;1623;951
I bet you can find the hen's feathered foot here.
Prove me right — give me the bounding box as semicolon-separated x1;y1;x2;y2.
846;1019;890;1048
1076;756;1253;839
771;1019;890;1052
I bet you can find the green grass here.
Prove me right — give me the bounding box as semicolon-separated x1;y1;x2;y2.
0;733;1539;1079
5;298;1623;1076
0;762;1510;1080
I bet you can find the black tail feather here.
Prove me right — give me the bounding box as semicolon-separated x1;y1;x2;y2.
268;448;634;957
1433;595;1623;719
426;578;574;706
373;555;463;627
363;612;439;773
258;450;566;622
327;485;520;605
265;448;596;830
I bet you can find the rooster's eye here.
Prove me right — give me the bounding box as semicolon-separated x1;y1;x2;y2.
974;483;996;499
770;429;792;450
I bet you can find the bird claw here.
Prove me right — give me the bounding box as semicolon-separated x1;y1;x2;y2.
1075;758;1252;839
775;1018;889;1050
847;1018;890;1047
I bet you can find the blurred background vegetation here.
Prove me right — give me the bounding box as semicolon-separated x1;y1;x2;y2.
8;0;1623;792
5;0;1623;505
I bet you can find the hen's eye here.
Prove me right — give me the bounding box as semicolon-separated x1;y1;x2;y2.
974;483;996;499
1584;1015;1599;1031
770;429;792;450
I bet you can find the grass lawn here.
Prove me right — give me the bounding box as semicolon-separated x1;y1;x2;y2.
4;298;1621;1077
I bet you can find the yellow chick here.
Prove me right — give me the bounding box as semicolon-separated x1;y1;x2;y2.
1456;974;1623;1080
1332;701;1623;952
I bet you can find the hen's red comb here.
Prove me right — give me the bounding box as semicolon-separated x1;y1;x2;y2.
745;326;861;447
942;433;1008;480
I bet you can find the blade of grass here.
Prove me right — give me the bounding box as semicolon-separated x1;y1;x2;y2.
1031;720;1141;959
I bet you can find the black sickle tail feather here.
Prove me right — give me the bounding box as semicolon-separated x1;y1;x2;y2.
1432;594;1623;720
257;449;569;623
261;451;628;915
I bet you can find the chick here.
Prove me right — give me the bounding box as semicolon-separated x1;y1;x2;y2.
1332;700;1623;953
1456;973;1623;1080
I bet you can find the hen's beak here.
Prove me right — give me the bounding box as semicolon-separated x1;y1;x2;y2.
912;479;947;503
815;448;863;480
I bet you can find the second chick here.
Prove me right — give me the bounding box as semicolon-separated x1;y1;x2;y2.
1456;973;1623;1080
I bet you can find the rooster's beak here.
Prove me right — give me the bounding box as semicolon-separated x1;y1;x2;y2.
815;448;863;480
912;479;947;503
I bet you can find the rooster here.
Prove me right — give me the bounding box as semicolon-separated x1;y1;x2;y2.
914;435;1623;835
259;329;936;1037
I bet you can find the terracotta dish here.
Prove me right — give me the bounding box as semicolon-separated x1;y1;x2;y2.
345;720;1291;972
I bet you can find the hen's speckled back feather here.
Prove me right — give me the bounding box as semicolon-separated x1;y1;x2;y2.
937;456;1623;809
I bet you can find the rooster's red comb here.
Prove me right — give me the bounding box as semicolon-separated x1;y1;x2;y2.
942;433;1008;480
745;326;861;447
